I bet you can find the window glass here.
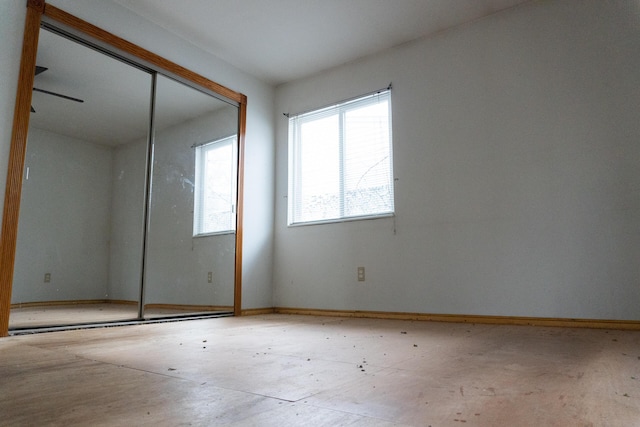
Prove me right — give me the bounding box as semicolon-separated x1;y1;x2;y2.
194;135;237;235
288;90;393;225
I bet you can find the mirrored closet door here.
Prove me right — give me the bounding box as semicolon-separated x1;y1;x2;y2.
143;75;238;319
9;27;152;329
5;3;244;332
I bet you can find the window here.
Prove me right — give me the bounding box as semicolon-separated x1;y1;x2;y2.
288;89;394;225
193;135;237;236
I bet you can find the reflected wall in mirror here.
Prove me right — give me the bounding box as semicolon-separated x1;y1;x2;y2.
9;27;152;329
144;75;238;318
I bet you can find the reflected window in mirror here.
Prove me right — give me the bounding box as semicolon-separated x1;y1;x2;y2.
193;135;238;236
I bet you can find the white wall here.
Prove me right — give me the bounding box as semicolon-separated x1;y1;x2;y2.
274;1;640;320
12;128;113;303
108;138;146;302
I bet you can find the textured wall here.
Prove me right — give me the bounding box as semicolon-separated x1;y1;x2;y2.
274;1;640;320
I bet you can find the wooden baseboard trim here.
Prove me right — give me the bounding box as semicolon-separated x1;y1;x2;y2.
11;299;113;308
241;307;276;316
10;301;231;312
12;302;637;330
273;307;640;331
144;304;233;312
105;300;138;306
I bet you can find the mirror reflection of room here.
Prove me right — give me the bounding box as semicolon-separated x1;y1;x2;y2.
143;74;238;318
9;24;240;330
10;27;152;329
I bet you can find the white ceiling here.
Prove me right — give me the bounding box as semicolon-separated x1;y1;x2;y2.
30;0;532;144
32;28;233;145
111;0;531;86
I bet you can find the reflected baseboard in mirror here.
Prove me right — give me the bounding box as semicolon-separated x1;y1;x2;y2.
9;300;233;329
9;300;139;329
142;304;234;319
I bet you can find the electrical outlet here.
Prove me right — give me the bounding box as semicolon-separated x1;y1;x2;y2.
357;267;365;282
44;273;51;283
207;271;213;283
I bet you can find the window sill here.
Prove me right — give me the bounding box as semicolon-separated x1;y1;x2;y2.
287;212;394;228
193;230;236;239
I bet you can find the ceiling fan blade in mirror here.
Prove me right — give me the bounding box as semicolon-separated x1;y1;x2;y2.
32;87;84;103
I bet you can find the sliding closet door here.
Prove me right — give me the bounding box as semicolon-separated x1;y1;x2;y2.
143;75;238;318
9;27;152;329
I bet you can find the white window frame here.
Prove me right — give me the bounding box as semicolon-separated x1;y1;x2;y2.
193;135;237;236
287;89;394;226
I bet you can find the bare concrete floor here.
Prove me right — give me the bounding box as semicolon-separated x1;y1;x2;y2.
1;314;639;426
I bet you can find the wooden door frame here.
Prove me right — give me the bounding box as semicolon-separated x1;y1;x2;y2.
0;0;246;336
